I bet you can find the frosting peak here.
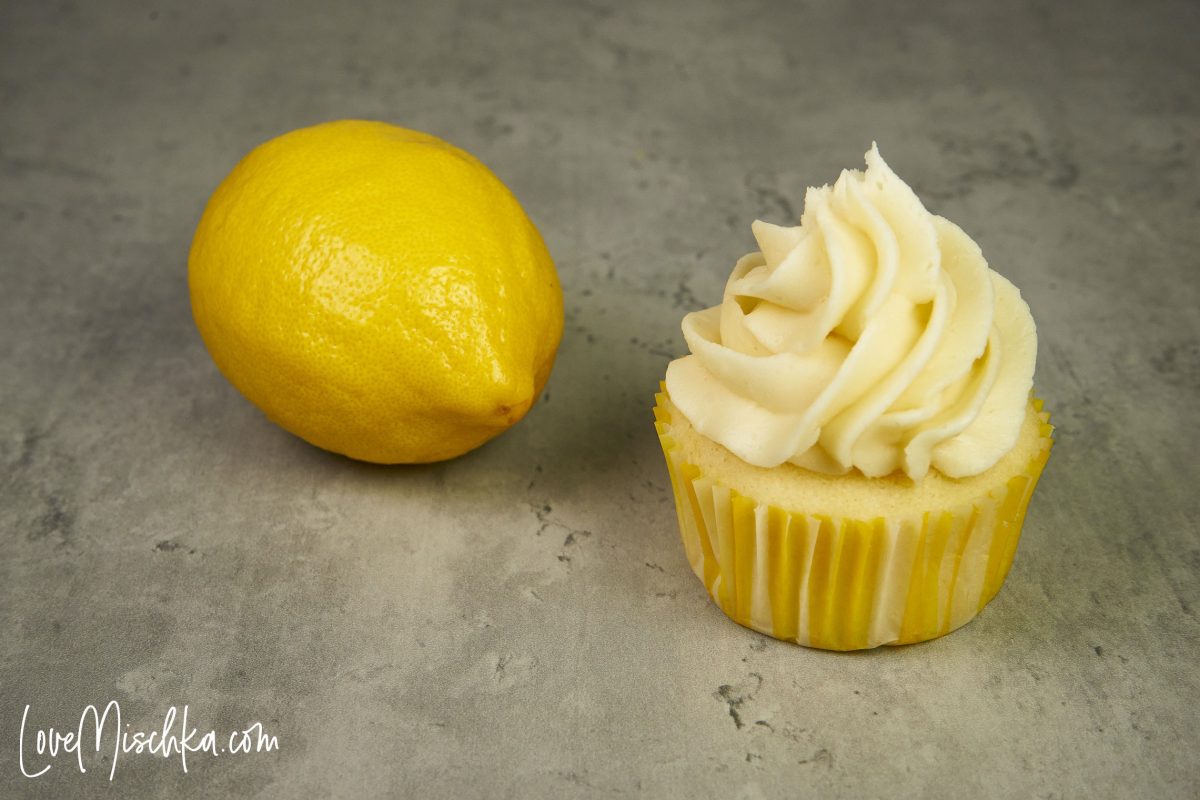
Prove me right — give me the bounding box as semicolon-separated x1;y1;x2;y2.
665;144;1037;480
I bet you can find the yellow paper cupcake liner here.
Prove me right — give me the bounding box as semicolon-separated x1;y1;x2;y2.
653;385;1054;651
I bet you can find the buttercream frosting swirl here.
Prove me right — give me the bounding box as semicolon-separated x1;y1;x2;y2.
665;144;1037;480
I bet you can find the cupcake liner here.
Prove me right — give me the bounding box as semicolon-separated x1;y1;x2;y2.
653;385;1054;650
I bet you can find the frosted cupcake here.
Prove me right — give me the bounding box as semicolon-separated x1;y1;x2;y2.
654;145;1053;650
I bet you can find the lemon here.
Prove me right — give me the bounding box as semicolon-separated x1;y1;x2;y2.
188;120;563;463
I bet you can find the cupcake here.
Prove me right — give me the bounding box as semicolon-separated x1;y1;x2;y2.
654;144;1053;650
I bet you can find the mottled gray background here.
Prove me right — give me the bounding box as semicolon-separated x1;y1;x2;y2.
2;0;1198;797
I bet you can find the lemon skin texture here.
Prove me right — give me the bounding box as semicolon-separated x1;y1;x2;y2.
188;120;563;463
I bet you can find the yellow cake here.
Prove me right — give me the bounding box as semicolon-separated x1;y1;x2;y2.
655;144;1053;650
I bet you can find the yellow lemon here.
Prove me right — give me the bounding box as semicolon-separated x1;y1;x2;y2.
188;120;563;463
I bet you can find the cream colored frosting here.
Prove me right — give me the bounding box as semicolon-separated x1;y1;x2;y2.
665;144;1037;480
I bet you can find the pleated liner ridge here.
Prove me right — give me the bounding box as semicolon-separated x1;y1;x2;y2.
653;385;1054;650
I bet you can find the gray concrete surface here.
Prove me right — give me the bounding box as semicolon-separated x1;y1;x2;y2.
2;0;1198;797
